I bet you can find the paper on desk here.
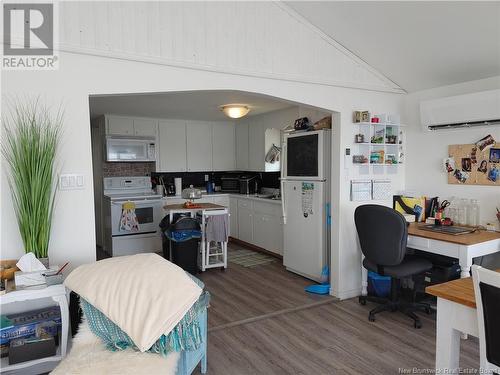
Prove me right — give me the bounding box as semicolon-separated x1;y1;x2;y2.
16;252;47;272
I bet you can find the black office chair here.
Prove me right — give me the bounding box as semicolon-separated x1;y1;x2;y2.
355;204;433;328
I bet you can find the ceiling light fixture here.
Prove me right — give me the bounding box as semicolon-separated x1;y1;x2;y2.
220;104;250;119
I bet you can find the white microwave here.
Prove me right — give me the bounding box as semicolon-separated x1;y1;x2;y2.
282;130;331;181
105;136;156;162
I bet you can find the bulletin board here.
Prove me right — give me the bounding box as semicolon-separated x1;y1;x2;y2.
446;139;499;186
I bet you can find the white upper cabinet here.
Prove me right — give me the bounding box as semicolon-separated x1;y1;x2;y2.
106;116;134;136
158;120;187;172
105;115;157;137
212;121;235;171
133;118;157;137
186;121;212;172
235;122;249;170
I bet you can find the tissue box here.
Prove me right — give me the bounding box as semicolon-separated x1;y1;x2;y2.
14;271;46;288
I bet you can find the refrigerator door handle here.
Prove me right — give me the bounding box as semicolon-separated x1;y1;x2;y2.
281;179;287;224
281;139;287;180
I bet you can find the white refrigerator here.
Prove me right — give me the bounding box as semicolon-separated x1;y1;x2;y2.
281;130;331;282
281;130;331;281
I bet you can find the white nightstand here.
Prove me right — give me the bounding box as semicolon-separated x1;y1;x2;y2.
0;284;69;374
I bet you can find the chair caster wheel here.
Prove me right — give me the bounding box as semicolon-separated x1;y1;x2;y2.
414;320;422;329
359;296;367;306
368;314;376;322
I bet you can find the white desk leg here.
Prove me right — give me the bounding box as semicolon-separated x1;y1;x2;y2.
458;247;473;339
436;298;461;372
52;294;69;357
361;256;368;296
459;246;472;279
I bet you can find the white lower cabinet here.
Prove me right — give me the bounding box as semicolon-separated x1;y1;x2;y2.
229;197;238;238
233;197;283;255
252;213;283;255
237;200;254;244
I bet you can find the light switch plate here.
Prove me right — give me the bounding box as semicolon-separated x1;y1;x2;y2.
59;174;85;190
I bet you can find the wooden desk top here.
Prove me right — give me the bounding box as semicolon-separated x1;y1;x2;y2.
425;269;500;308
408;222;500;246
164;203;226;211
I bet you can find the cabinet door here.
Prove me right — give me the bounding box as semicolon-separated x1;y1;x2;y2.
134;118;157;137
253;213;283;255
268;215;283;255
237;206;253;244
252;213;268;249
158;120;187;172
186;121;213;172
229;197;238;238
248;120;265;172
212;122;235;171
235;122;249;170
107;116;134;136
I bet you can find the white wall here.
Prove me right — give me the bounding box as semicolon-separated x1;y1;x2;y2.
1;51;404;296
1;2;404;298
403;76;500;225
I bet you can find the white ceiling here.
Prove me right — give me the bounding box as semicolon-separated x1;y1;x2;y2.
89;90;294;121
286;1;500;92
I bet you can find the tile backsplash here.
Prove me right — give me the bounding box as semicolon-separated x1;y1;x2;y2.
102;162;156;177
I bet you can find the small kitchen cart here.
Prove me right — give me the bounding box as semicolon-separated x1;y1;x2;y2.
163;203;229;272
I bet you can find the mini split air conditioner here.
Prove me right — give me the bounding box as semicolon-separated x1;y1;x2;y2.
420;89;500;131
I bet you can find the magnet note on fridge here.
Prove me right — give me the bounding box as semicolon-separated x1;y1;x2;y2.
350;180;372;201
372;180;392;200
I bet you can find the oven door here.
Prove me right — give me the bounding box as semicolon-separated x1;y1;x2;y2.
111;199;162;236
283;131;325;180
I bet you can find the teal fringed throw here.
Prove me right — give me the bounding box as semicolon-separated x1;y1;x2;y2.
81;274;210;357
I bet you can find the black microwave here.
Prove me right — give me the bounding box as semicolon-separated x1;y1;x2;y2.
220;176;240;193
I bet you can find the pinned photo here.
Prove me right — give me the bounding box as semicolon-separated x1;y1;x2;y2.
461;157;472;172
444;157;455;173
476;134;495;151
489;148;500;163
470;147;477;164
488;165;499;182
477;160;488;173
453;169;469;183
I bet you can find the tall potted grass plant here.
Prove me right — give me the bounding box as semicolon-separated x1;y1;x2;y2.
2;98;62;266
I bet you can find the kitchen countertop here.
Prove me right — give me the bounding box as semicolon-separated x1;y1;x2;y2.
162;192;282;205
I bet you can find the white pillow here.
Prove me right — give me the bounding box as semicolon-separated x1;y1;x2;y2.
64;253;202;352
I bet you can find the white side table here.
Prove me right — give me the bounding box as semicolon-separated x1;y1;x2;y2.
0;284;69;374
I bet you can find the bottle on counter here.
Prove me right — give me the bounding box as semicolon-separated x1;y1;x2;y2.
457;198;469;226
468;199;480;227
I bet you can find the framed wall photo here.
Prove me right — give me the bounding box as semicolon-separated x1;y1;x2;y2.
447;142;499;186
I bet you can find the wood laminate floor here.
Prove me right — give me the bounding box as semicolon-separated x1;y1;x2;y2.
194;243;479;375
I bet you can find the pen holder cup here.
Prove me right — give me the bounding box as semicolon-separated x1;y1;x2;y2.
44;273;63;286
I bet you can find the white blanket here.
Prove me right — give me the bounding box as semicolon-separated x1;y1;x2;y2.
64;253;202;352
51;319;179;375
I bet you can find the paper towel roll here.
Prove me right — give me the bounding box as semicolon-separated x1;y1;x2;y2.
174;178;182;196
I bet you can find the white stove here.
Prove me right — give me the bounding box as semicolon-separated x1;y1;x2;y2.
102;176;163;257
